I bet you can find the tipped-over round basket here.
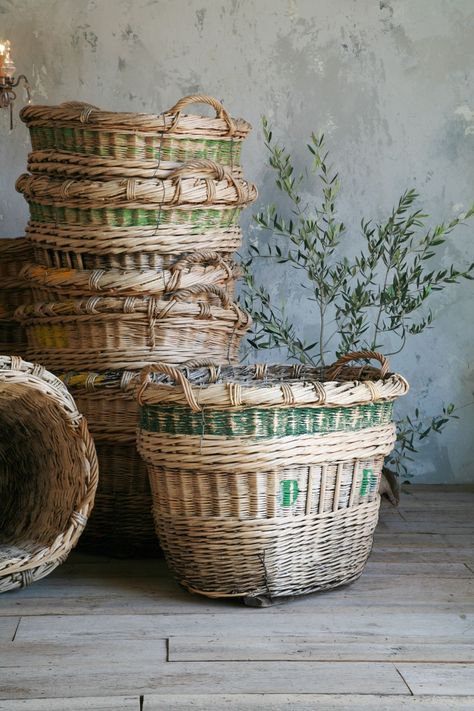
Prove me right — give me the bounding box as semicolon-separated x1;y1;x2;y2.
0;356;98;592
21;95;251;167
15;288;251;371
136;353;409;602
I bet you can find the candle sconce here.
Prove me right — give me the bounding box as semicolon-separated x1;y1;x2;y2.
0;40;31;129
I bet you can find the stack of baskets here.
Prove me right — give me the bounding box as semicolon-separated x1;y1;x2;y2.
0;237;32;356
14;94;256;555
136;353;409;602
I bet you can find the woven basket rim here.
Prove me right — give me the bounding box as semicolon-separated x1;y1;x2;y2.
27;150;245;179
15;291;250;323
16;169;257;208
21;257;239;296
20;95;252;137
136;357;409;411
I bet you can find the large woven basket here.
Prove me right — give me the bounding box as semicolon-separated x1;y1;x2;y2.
20;95;251;167
0;355;98;592
21;253;239;302
136;353;409;602
15;288;251;371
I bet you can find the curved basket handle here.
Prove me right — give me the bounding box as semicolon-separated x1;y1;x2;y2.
170;250;226;272
137;362;201;411
326;350;390;380
169;283;231;309
165;94;235;136
168;159;231;182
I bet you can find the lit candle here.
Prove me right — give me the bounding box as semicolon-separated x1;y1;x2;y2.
0;41;15;80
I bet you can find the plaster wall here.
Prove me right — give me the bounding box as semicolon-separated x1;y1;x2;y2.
1;0;473;481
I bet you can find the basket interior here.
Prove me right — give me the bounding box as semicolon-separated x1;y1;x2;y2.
0;381;85;567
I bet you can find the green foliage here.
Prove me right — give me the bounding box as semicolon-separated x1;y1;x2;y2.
242;118;474;476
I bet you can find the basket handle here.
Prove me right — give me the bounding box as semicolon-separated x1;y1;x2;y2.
170;250;228;272
326;350;390;380
169;283;231;309
165;94;235;136
168;159;231;182
137;362;202;412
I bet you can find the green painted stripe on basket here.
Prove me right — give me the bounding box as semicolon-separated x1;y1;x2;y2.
139;401;394;438
28;202;242;230
29;127;242;165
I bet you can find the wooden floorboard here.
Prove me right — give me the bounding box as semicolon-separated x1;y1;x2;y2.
142;693;474;710
0;488;473;703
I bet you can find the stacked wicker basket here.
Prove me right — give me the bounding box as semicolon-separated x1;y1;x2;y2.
0;237;32;356
14;94;256;555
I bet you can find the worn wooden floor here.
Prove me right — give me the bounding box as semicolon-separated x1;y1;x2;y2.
1;486;474;710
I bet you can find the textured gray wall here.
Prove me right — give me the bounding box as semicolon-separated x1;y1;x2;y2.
1;0;473;482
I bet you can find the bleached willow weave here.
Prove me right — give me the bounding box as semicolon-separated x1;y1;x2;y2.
0;356;98;593
136;353;409;601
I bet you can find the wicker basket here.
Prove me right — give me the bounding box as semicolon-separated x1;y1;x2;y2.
16;161;257;235
135;353;409;601
15;288;251;371
0;355;98;593
26;222;242;271
21;254;239;302
59;369;138;442
0;237;32;279
0;238;32;357
78;441;157;557
0;319;28;357
27;149;244;180
21;95;251;167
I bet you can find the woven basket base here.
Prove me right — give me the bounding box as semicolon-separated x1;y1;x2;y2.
78;442;160;558
154;497;380;599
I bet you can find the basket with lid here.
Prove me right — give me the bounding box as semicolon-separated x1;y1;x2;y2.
136;352;408;602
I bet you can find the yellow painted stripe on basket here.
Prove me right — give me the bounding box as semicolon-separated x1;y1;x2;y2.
32;324;69;348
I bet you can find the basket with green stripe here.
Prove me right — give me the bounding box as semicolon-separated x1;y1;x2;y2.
16;159;256;232
135;353;409;602
20;95;251;168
